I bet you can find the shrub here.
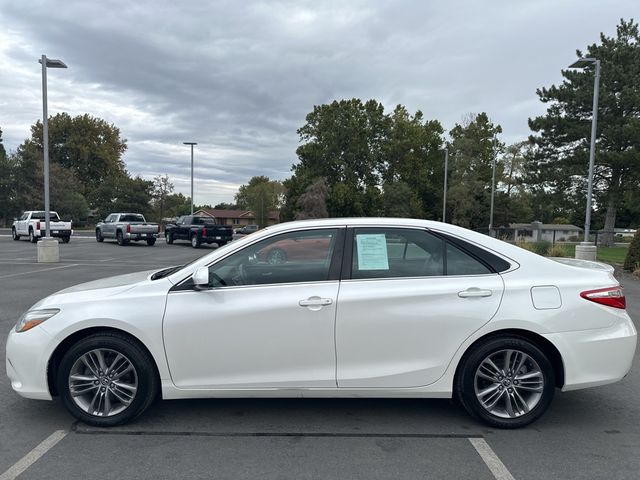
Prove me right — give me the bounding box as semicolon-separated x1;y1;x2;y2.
624;230;640;272
548;245;568;257
529;241;551;256
633;268;640;280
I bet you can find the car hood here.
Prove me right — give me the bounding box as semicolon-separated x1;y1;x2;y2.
30;269;159;309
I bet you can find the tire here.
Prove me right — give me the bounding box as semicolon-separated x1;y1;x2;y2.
96;229;104;242
116;230;127;246
29;228;37;243
217;241;227;247
165;232;173;244
12;228;20;241
147;238;156;246
57;332;158;427
455;335;555;429
266;248;287;264
61;236;71;244
191;234;201;248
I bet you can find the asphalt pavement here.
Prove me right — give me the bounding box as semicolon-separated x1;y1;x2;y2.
0;234;639;480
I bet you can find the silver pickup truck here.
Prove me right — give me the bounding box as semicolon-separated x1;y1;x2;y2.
95;213;159;246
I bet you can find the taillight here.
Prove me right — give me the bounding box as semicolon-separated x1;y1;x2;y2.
126;224;131;233
202;227;207;237
580;286;626;309
36;221;40;230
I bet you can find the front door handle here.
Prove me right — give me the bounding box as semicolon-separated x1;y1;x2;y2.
299;297;333;307
458;288;493;298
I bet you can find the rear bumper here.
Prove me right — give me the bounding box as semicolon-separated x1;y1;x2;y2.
125;232;158;240
544;313;637;391
35;229;72;238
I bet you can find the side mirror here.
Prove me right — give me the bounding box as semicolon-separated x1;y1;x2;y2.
192;267;210;290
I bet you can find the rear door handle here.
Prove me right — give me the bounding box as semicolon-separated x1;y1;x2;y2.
458;288;493;298
299;297;333;307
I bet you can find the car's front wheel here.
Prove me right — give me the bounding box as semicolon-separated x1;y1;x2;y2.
96;229;104;242
191;234;200;248
165;232;173;244
455;336;555;429
57;332;158;427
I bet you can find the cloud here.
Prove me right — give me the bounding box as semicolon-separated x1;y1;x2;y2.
0;0;637;203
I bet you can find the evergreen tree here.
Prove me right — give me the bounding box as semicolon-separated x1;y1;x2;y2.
529;19;640;245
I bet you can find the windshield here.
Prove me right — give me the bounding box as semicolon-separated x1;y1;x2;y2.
120;214;145;222
30;211;60;221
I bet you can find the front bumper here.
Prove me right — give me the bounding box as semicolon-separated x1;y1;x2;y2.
544;312;637;391
5;326;53;400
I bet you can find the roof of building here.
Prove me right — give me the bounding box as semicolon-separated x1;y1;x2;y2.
510;223;582;231
195;208;279;220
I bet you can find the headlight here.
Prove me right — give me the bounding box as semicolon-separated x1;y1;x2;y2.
15;309;60;333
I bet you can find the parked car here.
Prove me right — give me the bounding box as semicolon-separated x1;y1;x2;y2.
12;211;72;243
165;215;233;248
95;213;159;246
6;218;636;428
234;224;259;235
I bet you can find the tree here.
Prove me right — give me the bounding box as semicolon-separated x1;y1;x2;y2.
295;178;329;219
25;113;128;197
381;181;423;218
235;176;284;227
446;113;504;229
283;99;445;220
214;202;239;210
150;174;174;222
88;174;152;221
0;127;16;226
529;19;640;246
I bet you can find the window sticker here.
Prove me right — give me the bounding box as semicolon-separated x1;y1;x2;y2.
356;234;389;270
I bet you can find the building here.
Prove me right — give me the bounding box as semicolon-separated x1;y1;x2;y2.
509;221;582;243
194;208;280;227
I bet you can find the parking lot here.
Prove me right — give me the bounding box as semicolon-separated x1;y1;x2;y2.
1;233;639;480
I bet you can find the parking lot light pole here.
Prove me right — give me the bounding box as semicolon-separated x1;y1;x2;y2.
442;148;448;223
38;55;67;263
569;57;600;261
488;150;497;237
183;142;197;214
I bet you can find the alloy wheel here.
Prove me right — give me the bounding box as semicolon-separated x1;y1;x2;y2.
68;348;138;417
474;349;544;419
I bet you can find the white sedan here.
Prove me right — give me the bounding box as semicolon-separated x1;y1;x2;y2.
6;218;637;428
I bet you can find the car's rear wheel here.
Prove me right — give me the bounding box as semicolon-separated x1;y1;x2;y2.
191;234;200;248
12;228;20;241
116;230;127;246
96;229;104;242
61;236;70;244
29;228;37;243
456;336;555;429
57;332;157;427
147;238;156;246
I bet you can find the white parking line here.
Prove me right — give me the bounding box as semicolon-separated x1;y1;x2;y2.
0;264;77;279
0;430;67;480
469;438;516;480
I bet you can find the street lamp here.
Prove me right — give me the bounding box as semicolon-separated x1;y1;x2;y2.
38;54;67;263
183;142;197;214
488;149;497;237
442;148;448;222
568;57;600;260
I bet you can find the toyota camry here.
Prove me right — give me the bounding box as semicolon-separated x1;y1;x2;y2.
5;218;637;428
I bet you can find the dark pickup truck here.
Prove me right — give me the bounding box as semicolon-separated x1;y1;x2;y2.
165;215;233;248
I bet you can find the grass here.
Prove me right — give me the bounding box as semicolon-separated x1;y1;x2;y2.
558;244;629;264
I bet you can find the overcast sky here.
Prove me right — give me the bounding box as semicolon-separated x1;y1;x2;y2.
0;1;636;205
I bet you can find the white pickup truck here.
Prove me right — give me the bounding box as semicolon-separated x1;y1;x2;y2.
12;211;73;243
